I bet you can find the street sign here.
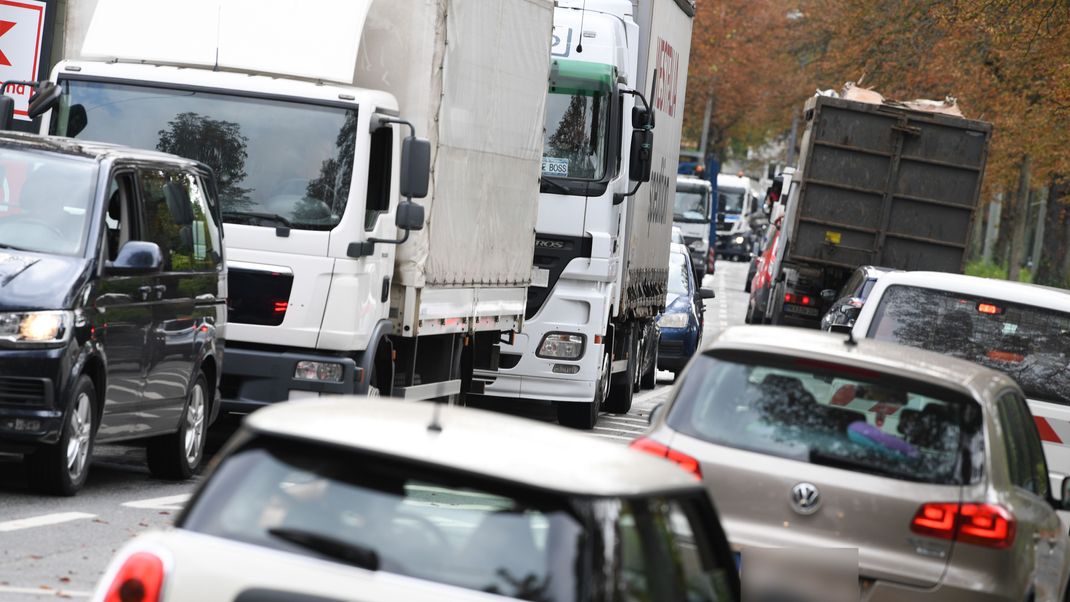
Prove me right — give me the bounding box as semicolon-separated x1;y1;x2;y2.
0;0;45;121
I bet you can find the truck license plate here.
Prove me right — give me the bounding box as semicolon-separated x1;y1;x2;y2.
784;304;819;317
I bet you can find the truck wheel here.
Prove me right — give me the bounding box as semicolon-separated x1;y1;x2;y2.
147;372;208;480
26;375;97;496
604;337;637;415
557;353;608;429
768;283;785;325
640;341;658;390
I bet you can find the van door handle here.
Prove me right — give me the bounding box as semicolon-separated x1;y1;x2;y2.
154;284;167;299
138;285;152;301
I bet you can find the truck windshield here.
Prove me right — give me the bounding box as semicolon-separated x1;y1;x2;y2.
868;285;1070;405
675;188;709;222
541;60;613;187
0;149;95;256
718;188;745;215
49;79;357;231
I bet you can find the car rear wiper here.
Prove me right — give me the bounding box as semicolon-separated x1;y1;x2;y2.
808;449;907;479
222;211;292;229
267;527;380;571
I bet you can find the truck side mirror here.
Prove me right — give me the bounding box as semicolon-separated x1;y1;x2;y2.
400;137;431;199
632;106;654;129
395;201;424;231
629;129;653;183
66;104;88;138
27;81;62;120
0;95;12;131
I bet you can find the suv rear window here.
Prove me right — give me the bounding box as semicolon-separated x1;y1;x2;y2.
868;285;1070;405
180;438;583;601
667;353;983;484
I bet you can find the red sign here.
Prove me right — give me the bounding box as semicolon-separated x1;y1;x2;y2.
653;37;680;118
0;0;46;121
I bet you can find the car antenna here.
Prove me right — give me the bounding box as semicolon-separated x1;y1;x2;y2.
428;401;444;433
844;328;858;347
576;0;587;53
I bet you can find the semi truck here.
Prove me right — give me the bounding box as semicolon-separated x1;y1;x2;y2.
674;175;713;279
43;0;554;406
478;0;695;428
748;94;992;328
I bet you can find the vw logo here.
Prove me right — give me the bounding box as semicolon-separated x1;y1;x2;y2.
790;482;821;515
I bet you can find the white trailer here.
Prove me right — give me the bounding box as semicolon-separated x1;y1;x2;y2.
479;0;695;428
44;0;553;405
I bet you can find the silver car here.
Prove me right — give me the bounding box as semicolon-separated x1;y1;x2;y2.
637;325;1070;601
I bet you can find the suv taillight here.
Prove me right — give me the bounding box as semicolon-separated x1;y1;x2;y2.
102;551;165;602
630;436;702;479
910;502;1015;549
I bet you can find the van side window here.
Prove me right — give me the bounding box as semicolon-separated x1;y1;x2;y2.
140;169;195;271
104;172;138;262
365;126;393;231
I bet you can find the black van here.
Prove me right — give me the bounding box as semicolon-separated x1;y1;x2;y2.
0;132;226;495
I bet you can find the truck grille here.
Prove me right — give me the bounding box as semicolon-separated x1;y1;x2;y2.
0;377;48;404
526;235;592;320
228;268;294;326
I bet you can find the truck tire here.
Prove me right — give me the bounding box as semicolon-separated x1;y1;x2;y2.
147;373;209;480
27;375;97;496
604;335;637;415
640;342;658;390
557;353;608;429
768;283;785;325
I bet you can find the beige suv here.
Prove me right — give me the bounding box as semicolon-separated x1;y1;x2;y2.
637;325;1070;601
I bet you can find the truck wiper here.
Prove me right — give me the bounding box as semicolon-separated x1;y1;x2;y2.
222;211;293;228
267;527;380;571
540;177;572;195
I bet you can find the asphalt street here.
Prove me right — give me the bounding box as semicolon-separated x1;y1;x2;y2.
0;259;752;600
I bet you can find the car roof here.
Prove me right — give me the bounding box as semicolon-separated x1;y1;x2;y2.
708;325;1018;401
870;271;1070;311
0;131;208;170
858;265;900;278
243;398;701;497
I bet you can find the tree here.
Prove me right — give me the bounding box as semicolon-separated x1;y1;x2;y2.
157;112;252;209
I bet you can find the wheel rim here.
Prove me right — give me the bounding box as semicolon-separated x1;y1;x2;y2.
66;392;92;480
597;354;610;406
184;383;206;466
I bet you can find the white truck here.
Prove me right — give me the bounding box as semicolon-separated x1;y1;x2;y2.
479;0;695;428
674;174;714;279
43;0;554;407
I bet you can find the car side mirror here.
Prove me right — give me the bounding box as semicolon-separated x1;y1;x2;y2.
66;104;88;138
698;288;715;299
28;81;62;120
107;241;163;275
629;129;653;183
648;402;664;426
400;137;431;199
820;289;837;304
0;95;13;131
395;201;424;231
1059;476;1070;511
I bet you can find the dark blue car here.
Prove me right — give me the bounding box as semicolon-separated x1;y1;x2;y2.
657;245;714;374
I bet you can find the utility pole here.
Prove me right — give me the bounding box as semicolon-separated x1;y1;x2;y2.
1030;187;1047;271
698;94;713;161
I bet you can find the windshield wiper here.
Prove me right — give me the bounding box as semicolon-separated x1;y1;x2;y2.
0;243;29;252
267;527;380;571
222;211;292;229
540;177;572;195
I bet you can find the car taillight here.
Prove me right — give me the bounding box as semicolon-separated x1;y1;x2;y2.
783;293;815;306
910;503;1015;549
630;436;702;479
103;551;165;602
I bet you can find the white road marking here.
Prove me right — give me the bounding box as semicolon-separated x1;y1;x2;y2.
121;493;191;511
634;388;670;403
0;585;91;598
0;512;97;532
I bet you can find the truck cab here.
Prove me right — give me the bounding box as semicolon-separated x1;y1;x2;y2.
713;173;759;262
673;175;712;280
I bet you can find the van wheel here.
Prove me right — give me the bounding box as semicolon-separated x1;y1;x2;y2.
147;373;208;480
27;375;96;496
558;353;607;429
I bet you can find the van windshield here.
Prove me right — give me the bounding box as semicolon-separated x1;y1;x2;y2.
50;79;357;231
667;353;983;485
0;148;95;256
868;285;1070;405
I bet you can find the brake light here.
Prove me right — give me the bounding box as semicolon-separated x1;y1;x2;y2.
103;551;165;602
273;301;288;313
783;293;815;306
977;303;1003;315
910;503;1015;549
630;437;702;479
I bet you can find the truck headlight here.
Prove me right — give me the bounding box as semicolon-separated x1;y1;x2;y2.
688;240;706;252
733;235;746;245
294;360;344;383
537;332;585;360
658;313;689;329
0;311;72;345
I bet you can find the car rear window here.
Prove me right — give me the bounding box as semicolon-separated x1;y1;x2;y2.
180;437;583;601
868;285;1070;405
667;353;983;484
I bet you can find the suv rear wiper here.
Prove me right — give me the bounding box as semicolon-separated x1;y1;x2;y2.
267;527;380;571
222;211;292;228
808;449;909;479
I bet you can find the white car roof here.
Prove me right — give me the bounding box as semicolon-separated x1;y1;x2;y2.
243;398;700;497
860;270;1070;310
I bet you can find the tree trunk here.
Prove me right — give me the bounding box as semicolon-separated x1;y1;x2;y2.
994;191;1012;266
1007;155;1031;282
1034;178;1067;286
